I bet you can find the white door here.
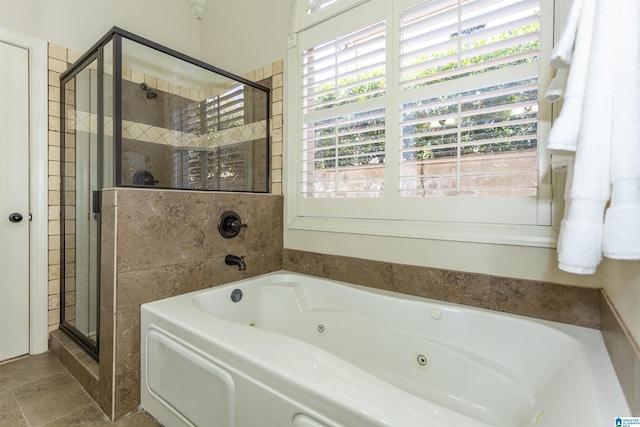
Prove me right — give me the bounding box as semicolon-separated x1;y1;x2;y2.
0;40;30;361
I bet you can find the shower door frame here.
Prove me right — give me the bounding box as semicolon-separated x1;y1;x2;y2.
60;48;106;360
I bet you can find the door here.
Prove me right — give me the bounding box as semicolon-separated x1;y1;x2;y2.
0;40;30;361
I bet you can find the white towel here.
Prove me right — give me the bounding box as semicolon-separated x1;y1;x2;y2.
555;0;616;274
603;0;640;259
549;0;584;68
546;0;595;152
544;68;569;103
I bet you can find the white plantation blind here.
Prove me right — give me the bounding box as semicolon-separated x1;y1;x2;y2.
301;19;386;198
291;0;554;232
173;144;248;190
399;0;541;197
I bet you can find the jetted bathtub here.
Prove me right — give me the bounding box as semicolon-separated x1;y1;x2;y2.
140;271;629;427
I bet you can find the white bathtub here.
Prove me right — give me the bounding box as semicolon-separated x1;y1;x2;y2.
140;271;629;427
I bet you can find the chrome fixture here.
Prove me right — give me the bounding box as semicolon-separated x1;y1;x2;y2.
225;254;246;271
218;211;247;238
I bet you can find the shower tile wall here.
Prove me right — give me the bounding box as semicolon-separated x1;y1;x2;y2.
48;43;82;335
99;188;283;418
46;42;284;333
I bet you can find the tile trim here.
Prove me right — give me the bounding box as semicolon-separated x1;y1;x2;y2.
601;291;640;416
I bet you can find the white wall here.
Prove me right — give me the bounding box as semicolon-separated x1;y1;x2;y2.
603;260;640;345
198;0;293;76
0;0;201;58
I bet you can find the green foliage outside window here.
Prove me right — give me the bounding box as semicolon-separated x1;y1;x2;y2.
309;20;540;169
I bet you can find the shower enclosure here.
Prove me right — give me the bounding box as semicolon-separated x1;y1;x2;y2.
59;27;270;358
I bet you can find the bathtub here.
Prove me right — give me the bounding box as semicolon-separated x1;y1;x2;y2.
140;271;629;427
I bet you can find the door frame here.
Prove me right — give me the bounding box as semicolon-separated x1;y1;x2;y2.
0;26;49;355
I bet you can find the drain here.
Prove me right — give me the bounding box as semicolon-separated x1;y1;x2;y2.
415;353;430;369
230;288;243;303
316;324;326;335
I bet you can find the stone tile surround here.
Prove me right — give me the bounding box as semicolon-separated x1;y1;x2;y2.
601;292;640;415
99;188;284;419
282;249;601;328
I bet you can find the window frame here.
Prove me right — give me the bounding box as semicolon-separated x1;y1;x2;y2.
287;0;559;248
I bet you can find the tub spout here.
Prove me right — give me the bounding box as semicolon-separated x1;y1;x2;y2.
225;254;246;271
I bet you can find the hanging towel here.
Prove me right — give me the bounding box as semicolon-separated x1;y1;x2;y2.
544;68;569;103
603;0;640;259
554;0;616;275
546;0;595;152
549;0;584;68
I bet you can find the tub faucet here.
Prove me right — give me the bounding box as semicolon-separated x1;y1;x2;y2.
225;254;246;271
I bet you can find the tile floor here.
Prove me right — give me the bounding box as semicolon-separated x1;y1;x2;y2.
0;352;161;426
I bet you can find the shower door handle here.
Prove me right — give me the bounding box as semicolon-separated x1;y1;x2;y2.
92;191;101;214
8;213;23;223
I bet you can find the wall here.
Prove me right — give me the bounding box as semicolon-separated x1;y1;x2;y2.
0;0;200;59
199;0;293;76
99;188;283;418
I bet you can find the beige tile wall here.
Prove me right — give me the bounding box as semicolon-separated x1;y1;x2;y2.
245;60;284;195
47;43;82;334
601;293;640;415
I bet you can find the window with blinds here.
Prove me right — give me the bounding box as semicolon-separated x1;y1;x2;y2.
292;0;553;231
173;144;249;190
172;84;248;190
399;0;540;197
301;20;386;198
177;85;245;136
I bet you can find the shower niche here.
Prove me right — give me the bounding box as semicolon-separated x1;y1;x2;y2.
59;27;270;358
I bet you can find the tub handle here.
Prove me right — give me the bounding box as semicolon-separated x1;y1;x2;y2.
218;211;247;238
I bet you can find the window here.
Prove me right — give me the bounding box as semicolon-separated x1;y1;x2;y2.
172;84;249;191
399;0;540;198
301;20;386;198
290;0;555;245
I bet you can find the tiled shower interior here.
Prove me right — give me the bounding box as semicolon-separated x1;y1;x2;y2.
47;42;285;337
42;36;640;424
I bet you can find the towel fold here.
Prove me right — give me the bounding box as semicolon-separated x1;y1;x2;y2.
544;68;569;103
549;0;584;68
557;198;607;274
557;220;602;275
546;0;595;152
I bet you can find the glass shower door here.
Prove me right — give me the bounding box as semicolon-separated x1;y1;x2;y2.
61;55;100;356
